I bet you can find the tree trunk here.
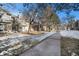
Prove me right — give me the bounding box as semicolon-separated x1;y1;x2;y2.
27;22;31;33
38;23;41;31
48;26;51;32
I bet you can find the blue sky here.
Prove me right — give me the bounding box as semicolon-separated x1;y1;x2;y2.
57;11;79;23
2;3;79;23
3;4;23;15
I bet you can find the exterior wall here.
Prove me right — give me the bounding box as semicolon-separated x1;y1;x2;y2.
0;8;13;32
21;24;29;32
4;23;12;32
19;19;30;32
1;13;12;22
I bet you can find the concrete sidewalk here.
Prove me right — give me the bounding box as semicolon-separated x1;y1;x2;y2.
20;33;61;56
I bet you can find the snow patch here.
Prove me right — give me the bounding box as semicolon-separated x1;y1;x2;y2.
60;30;79;39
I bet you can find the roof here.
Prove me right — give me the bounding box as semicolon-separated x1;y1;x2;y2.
0;7;12;16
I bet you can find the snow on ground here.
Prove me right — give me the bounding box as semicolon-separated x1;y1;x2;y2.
0;30;79;41
0;33;30;40
60;30;79;39
0;32;56;41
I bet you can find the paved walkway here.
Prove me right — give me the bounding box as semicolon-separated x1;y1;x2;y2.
20;33;61;56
